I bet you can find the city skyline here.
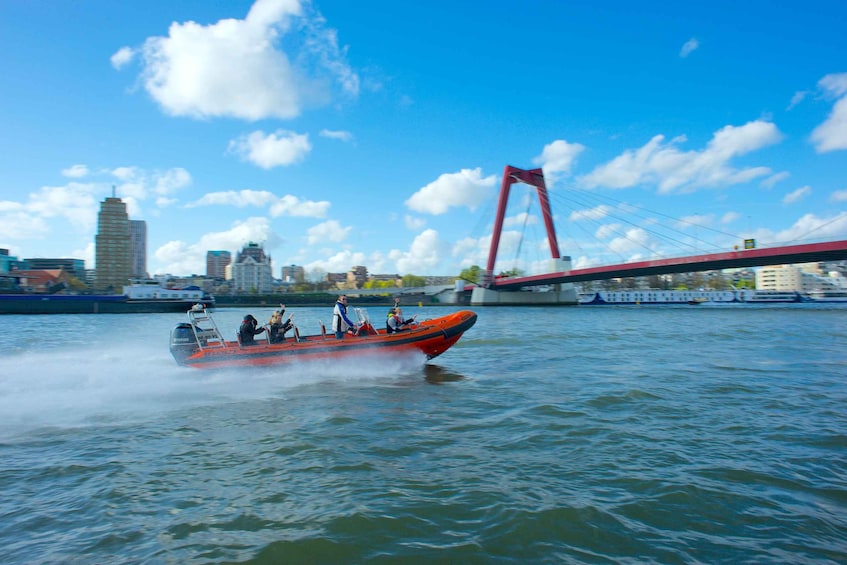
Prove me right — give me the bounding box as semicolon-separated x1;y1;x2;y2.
1;1;846;277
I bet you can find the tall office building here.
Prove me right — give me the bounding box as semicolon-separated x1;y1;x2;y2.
232;242;272;293
129;220;148;279
281;264;304;283
206;250;232;280
94;196;131;292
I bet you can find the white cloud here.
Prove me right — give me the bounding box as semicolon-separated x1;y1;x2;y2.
405;167;497;215
153;217;275;275
680;37;699;58
595;223;621;239
677;214;714;229
721;211;741;224
532;139;586;186
269;194;330;217
306;219;350;244
760;171;789;189
391;229;449;273
188;190;329;218
228;130;311;169
581;120;783;193
608;227;651;255
404;215;426;230
304;249;367;273
760;212;847;245
105;166;191;205
153;168;192;195
503;212;538;228
830;189;847;202
570;204;611;222
787;90;808;110
110;46;135;70
810;73;847;153
319;129;353;142
783;185;811;204
125;0;357;121
190;189;278;208
0;182;98;244
62;164;89;178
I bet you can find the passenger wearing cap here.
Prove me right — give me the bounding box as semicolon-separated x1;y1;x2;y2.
238;314;266;346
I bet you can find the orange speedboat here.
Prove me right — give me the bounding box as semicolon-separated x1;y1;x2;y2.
169;306;477;369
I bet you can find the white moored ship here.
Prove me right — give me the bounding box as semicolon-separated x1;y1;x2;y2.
578;289;808;305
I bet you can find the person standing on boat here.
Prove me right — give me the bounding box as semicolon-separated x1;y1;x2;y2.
332;295;357;339
239;314;266;345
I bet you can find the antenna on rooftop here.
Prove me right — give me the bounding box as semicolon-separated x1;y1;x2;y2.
112;185;116;198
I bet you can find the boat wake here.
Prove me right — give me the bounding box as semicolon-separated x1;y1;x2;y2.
0;342;428;440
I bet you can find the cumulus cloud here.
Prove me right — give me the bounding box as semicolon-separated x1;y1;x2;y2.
760;211;847;245
570;204;611;222
581;120;783;193
319;129;353;142
304;249;367;273
503;212;538;228
154;216;277;275
405;167;497;215
306;219;350;244
188;189;329;217
680;38;699;58
830;189;847;202
228;130;311;169
120;0;358;121
810;73;847;152
404;215;426;230
110;46;135;70
0;181;99;243
390;229;449;274
533;139;586;186
783;185;811;204
106;166;191;205
62;164;89;178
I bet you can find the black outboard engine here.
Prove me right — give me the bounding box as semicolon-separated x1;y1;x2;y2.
170;323;199;365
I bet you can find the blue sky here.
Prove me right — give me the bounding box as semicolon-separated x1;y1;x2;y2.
1;0;846;278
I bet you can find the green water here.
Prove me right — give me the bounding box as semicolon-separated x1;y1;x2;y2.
1;305;845;563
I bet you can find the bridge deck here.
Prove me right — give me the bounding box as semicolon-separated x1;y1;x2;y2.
489;240;847;290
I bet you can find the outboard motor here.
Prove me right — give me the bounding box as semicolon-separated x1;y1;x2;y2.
170;323;199;365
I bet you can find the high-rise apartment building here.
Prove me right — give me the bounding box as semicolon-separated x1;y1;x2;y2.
281;264;304;283
129;220;147;279
94;196;131;292
206;250;232;280
232;242;272;293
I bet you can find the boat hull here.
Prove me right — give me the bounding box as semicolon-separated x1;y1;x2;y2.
170;310;477;369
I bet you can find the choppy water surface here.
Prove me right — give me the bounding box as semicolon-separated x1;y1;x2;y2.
1;304;846;563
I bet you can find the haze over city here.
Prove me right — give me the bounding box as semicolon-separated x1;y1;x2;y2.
1;0;846;277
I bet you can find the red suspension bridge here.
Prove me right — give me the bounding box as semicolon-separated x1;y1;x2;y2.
469;166;847;301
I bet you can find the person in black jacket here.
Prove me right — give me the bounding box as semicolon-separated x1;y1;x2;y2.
238;314;266;345
268;307;293;344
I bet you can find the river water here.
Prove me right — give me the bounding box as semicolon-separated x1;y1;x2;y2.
1;304;845;563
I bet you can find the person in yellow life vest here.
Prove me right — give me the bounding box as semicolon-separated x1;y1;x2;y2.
386;308;416;333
